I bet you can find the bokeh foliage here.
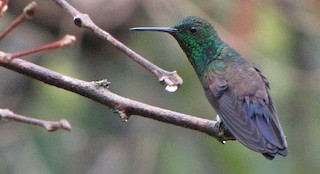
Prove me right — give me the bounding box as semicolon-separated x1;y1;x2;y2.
1;0;320;173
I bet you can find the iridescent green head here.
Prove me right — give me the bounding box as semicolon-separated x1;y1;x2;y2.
131;16;223;75
171;16;218;44
131;16;219;49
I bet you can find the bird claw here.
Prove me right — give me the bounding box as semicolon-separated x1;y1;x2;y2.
216;115;221;122
215;115;236;143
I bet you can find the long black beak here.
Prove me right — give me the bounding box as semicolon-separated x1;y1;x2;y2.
130;27;177;33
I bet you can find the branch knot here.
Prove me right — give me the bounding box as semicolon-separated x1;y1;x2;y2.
114;109;130;122
73;16;83;27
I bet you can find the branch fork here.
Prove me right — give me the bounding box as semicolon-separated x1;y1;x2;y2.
53;0;183;89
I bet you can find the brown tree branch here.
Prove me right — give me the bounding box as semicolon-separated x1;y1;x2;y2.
0;108;71;132
0;54;234;142
51;0;183;91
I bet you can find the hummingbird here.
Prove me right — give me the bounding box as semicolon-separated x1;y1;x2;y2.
131;16;288;160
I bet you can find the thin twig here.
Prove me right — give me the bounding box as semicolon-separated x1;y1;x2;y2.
0;55;234;142
51;0;183;91
0;108;71;132
0;1;37;41
7;35;76;59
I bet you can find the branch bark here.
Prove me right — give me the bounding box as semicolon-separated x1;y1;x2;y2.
0;54;234;142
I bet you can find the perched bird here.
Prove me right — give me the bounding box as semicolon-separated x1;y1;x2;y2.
131;16;288;159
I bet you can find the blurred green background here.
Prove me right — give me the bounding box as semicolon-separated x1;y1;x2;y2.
1;0;320;173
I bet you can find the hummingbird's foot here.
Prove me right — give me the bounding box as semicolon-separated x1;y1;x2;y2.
215;115;236;143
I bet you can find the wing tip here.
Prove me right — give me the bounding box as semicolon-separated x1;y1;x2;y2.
262;147;288;160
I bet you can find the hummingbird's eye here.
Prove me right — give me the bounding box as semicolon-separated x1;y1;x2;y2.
189;26;197;33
